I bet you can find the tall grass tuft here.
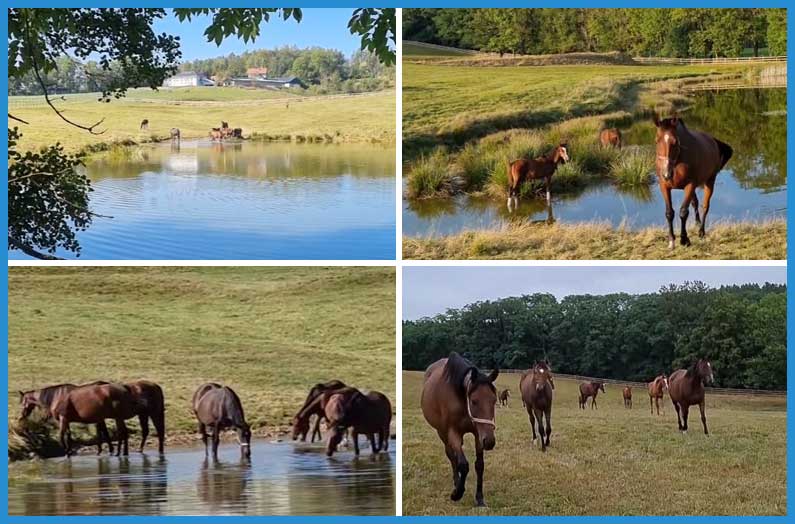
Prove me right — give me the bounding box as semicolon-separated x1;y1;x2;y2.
406;151;456;199
610;146;655;186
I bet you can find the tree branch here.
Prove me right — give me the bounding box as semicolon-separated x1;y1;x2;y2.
8;236;63;260
8;113;29;125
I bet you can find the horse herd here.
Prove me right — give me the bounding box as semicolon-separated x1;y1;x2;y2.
138;119;243;143
506;113;733;249
18;378;392;460
420;352;715;507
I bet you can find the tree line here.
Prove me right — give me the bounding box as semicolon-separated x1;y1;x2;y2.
404;8;787;58
403;282;786;390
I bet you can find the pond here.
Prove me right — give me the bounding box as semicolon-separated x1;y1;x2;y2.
9;141;396;260
403;88;786;237
8;441;395;516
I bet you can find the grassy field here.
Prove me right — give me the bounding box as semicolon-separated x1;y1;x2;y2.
8;267;396;458
8;87;395;152
403;219;786;260
403;371;786;516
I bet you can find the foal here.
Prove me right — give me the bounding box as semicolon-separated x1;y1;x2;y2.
578;381;606;409
507;143;570;211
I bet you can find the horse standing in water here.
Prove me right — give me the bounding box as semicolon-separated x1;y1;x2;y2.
291;379;347;442
519;362;555;451
648;374;669;415
499;389;511;407
125;380;166;454
325;389;392;457
421;352;499;507
668;359;714;435
622;386;632;409
653;114;733;248
578;381;606;409
507;143;570;212
192;383;252;460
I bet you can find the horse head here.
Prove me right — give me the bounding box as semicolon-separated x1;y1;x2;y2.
465;367;499;450
290;414;309;441
653;114;684;181
554;143;570;164
18;390;40;420
533;361;554;392
237;422;252;459
598;382;606;393
696;359;714;385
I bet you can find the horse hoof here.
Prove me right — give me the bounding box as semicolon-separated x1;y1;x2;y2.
668;240;675;250
698;229;705;238
681;237;691;247
475;499;487;508
450;488;465;502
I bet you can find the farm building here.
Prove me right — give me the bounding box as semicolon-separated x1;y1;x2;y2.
229;76;306;89
163;71;215;88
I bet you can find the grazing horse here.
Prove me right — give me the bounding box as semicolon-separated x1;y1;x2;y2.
421;352;499;507
507;143;570;212
125;380;166;454
192;383;252;460
668;359;714;435
18;381;113;455
648;374;669;415
291;379;347;442
140;119;149;130
170;128;181;142
325;389;392;457
653;114;733;248
623;386;632;409
53;383;138;456
599;128;622;148
579;381;606;409
519;362;554;451
498;389;510;407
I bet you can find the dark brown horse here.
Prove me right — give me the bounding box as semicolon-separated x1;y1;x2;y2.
53;383;139;456
578;381;606;409
519;362;554;451
140;119;149;130
291;379;347;442
622;386;632;409
648;374;669;415
498;388;510;407
126;380;166;454
325;390;392;457
599;128;622;148
653;115;733;248
192;383;252;460
421;352;499;507
668;359;714;434
507;143;570;212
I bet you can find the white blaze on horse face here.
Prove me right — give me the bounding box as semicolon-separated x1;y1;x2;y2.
560;146;570;162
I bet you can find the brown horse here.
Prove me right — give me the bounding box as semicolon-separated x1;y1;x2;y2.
53;383;139;456
291;379;347;442
498;389;510;407
648;374;669;415
600;128;622;148
507;143;570;212
210;128;223;140
668;359;714;435
170;128;181;142
519;362;554;451
421;352;499;507
653;114;733;248
578;381;606;409
140;119;149;130
192;383;252;460
125;380;166;454
325;390;392;457
622;386;632;409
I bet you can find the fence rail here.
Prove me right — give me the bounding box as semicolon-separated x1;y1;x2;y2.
497;370;786;397
633;55;787;64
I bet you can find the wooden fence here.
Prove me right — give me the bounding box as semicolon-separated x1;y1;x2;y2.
633;55;787;65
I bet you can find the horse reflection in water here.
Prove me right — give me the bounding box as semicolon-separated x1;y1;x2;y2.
197;457;251;512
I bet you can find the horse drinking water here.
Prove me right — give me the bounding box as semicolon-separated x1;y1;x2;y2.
668;359;714;435
648;374;669;415
519;362;554;451
507;143;570;212
324;389;392;457
192;383;252;460
578;381;606;409
421;352;499;507
291;379;347;442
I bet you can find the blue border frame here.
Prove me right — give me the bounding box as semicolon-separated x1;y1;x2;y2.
3;2;793;522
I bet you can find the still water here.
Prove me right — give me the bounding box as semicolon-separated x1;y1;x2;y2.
8;441;395;516
404;88;786;237
9;141;396;260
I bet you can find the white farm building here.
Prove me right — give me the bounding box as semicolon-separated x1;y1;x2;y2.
163;71;215;88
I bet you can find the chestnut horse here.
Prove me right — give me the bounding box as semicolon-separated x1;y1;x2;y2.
507;143;570;212
325;389;392;457
579;381;606;409
519;362;554;451
499;389;510;407
668;359;714;435
421;352;499;507
192;383;252;460
648;374;669;415
622;386;632;409
653;115;733;248
599;128;622;148
291;379;347;442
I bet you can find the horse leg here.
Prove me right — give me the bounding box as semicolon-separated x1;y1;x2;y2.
59;417;71;456
352;429;360;456
311;416;323;443
154;410;166;455
474;439;486;507
681;404;690;433
691;191;701;226
368;432;378;454
199;422;208;455
699;400;709;435
528;408;537;443
442;438;460;489
211;425;220;461
545;176;552;206
655;397;660;416
650;396;653;415
544;408;552;448
673;401;682;431
447;431;468;502
659;183;675;248
699;175;716;238
535;408;547;452
679;183;695;246
139;414;149;453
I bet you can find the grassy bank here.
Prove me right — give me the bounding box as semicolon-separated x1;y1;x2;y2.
8;87;395;153
403;371;786;515
8;267;396;460
403;219;786;260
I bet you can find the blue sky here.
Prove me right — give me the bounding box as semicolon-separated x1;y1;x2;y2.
153;9;362;62
403;266;787;320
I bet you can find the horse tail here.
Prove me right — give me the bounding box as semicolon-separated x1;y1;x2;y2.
715;139;733;171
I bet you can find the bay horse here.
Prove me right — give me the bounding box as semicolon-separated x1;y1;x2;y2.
192;383;252;460
53;383;139;456
599;128;622;148
325;389;392;457
507;143;570;212
578;381;606;409
668;359;714;435
291;379;347;442
421;352;499;507
648;374;669;415
622;386;632;409
653;114;733;248
499;389;510;407
125;380;166;454
519;362;554;451
19;381;113;455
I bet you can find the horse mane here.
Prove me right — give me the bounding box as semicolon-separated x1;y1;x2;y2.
37;384;73;407
221;386;246;424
